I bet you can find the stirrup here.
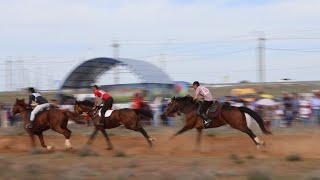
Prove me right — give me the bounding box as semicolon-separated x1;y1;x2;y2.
97;121;104;126
204;120;211;126
25;124;33;129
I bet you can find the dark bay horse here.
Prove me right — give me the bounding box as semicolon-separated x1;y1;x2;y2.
74;100;155;149
163;96;271;148
12;99;83;150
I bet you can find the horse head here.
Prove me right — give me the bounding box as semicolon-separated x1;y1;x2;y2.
12;98;28;115
163;95;197;117
74;100;95;117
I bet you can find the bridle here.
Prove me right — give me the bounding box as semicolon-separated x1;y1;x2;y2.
167;101;182;116
75;104;95;117
13;105;30;115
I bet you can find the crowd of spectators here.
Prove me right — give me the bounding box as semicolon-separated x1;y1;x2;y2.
222;91;320;128
2;90;320;129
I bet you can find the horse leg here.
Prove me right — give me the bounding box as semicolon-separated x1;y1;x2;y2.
196;128;203;149
170;125;191;140
87;127;99;145
240;127;265;148
36;132;53;150
98;127;113;150
64;128;73;149
52;126;72;149
28;132;36;149
137;127;155;148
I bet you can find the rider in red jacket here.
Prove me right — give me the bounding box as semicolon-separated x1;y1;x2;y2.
92;85;114;127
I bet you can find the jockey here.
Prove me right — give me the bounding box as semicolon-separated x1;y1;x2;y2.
192;81;214;126
26;87;50;129
92;85;114;127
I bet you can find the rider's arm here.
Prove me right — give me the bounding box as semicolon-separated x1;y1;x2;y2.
94;96;99;107
193;87;200;101
28;95;33;108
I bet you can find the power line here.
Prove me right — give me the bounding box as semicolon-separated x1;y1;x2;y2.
266;48;320;52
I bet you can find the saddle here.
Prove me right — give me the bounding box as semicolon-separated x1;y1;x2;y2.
32;103;58;118
206;101;221;119
33;108;49;118
98;109;114;117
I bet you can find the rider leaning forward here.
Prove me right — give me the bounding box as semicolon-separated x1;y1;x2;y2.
192;81;215;127
92;85;114;127
26;87;50;129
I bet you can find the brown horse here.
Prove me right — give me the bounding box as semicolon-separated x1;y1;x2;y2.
12;99;82;150
74;100;155;149
163;96;271;148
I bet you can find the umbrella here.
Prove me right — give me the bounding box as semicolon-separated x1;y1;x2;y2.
260;94;274;99
255;98;278;106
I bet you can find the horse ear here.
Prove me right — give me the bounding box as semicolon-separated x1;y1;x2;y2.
172;96;175;100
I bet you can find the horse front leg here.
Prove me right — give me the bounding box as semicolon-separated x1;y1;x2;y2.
87;127;99;145
170;125;191;140
27;131;36;149
36;132;53;150
170;115;197;140
98;127;113;150
196;128;203;148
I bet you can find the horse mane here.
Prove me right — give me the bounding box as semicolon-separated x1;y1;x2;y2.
77;100;94;107
15;99;28;109
175;95;196;105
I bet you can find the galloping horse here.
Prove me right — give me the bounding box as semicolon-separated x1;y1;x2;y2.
74;100;155;149
12;99;82;150
163;96;271;148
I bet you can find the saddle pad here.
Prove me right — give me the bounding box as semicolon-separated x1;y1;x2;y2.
207;102;220;119
98;109;114;117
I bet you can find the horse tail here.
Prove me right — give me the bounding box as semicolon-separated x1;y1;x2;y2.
61;110;86;124
133;109;154;119
238;107;272;135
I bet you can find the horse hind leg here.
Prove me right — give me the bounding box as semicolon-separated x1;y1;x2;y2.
64;128;73;149
241;127;265;148
138;127;155;148
36;132;54;150
52;126;73;149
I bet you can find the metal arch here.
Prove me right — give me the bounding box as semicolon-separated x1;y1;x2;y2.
60;57;173;89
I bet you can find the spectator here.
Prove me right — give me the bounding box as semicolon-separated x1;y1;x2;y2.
273;105;284;127
282;92;294;126
310;91;320;124
299;97;312;125
132;93;144;109
160;99;169;126
292;93;300;121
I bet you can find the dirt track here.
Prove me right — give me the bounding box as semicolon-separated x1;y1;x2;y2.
1;128;320;179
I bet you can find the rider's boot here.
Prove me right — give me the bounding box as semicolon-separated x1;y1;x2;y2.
97;117;105;127
26;121;34;129
201;113;211;127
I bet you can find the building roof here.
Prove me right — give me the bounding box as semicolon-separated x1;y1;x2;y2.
60;57;173;89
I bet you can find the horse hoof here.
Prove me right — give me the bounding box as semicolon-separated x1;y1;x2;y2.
106;147;113;150
46;146;55;151
148;138;156;142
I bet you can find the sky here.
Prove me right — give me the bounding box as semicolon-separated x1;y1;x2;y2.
0;0;320;91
